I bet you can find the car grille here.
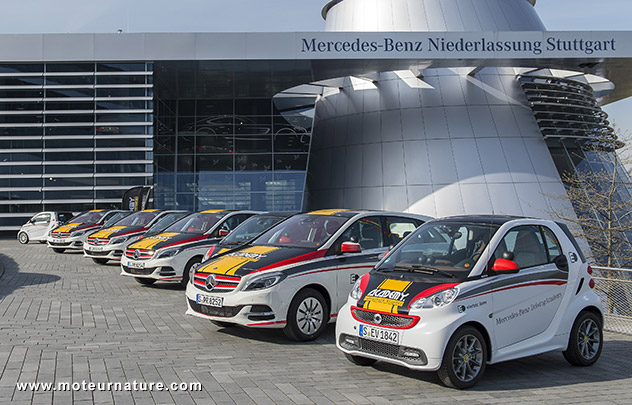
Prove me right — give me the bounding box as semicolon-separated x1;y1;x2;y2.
188;299;244;318
87;251;110;257
193;273;241;293
122;265;156;276
124;248;154;260
351;307;418;329
51;232;71;238
87;237;110;245
339;334;428;366
49;241;71;246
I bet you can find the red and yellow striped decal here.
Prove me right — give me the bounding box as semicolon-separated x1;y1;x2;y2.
128;233;181;250
198;246;280;276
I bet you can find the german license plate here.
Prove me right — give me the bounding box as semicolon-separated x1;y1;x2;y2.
127;261;145;269
196;294;223;308
359;324;400;344
51;238;65;244
86;245;103;252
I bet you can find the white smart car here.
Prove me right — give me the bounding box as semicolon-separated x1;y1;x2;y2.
336;215;603;389
17;211;74;244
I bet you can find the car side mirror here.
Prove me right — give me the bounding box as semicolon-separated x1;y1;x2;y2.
492;258;520;274
341;241;362;254
218;229;230;237
553;254;568;271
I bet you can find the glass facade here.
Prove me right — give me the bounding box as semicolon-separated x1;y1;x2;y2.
153;61;316;212
0;62;153;230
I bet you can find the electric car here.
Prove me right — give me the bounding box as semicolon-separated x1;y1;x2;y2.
83;210;188;264
335;216;603;389
120;210;259;286
17;211;73;244
201;212;296;262
186;209;430;341
47;210;128;253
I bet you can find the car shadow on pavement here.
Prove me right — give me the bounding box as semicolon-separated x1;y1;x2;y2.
214;322;337;346
369;338;632;390
0;252;61;299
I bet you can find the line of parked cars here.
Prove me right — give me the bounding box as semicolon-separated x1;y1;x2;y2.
17;208;605;389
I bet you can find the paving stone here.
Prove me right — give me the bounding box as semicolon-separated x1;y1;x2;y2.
1;241;632;404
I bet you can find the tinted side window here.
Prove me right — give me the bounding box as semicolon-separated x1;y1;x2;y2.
334;216;385;251
493;225;548;269
33;214;51;224
386;216;419;245
215;214;254;236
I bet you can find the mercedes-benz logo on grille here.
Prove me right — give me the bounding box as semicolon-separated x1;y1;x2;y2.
205;275;218;291
373;313;383;324
133;249;140;260
96;238;101;244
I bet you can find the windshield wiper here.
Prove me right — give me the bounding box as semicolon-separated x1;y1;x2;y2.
386;264;455;278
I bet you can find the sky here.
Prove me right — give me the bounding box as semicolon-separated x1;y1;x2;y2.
0;0;629;135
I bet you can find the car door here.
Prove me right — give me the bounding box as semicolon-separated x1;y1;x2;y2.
490;225;569;349
332;216;389;312
30;213;52;239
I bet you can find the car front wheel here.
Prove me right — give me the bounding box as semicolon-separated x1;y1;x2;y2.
181;257;201;288
563;311;603;366
284;288;329;342
437;326;488;389
18;232;29;244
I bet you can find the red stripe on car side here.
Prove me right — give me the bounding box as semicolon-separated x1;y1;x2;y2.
253;250;327;273
458;280;568;301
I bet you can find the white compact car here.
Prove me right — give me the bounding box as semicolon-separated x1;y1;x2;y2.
336;215;603;389
47;210;129;253
17;211;74;244
120;210;258;286
186;209;430;341
83;210;189;264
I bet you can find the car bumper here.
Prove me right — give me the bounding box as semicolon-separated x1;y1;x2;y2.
120;255;187;281
184;282;287;328
335;302;460;371
84;242;127;260
47;235;85;250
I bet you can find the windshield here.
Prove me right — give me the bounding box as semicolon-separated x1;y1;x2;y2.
147;212;190;234
164;212;225;234
221;214;288;245
103;212;128;227
69;210;108;224
253;214;349;249
376;220;500;280
111;211;161;227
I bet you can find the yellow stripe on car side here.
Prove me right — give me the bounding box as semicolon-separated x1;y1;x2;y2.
307;209;348;216
200;209;225;213
53;223;82;233
128;233;181;250
199;246;280;276
89;226;128;238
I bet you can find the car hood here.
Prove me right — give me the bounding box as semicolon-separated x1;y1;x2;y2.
52;222;100;233
127;232;208;251
196;245;322;278
356;271;460;315
88;226;146;239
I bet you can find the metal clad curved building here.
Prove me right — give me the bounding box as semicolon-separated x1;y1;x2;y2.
306;0;576;219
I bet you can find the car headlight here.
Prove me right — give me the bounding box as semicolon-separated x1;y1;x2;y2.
350;279;362;300
242;272;286;291
157;248;182;259
410;288;459;310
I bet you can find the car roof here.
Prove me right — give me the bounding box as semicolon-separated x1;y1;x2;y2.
305;209;431;220
430;215;532;225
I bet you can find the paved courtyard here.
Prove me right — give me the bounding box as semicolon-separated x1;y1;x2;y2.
1;240;631;404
